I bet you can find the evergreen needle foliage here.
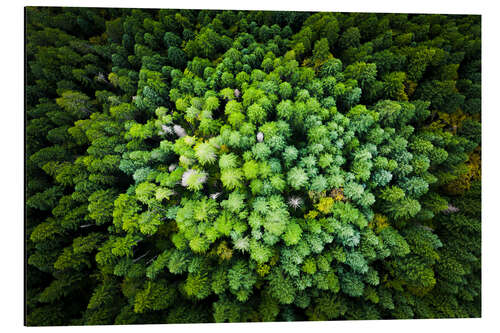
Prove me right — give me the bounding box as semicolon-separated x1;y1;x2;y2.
26;7;481;326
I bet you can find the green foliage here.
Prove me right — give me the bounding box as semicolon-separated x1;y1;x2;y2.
134;280;176;313
26;8;481;326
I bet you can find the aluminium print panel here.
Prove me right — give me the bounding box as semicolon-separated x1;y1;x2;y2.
25;7;481;326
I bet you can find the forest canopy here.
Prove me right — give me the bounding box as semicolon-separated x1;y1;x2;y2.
25;7;481;326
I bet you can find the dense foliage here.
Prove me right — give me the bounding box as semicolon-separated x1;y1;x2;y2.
26;7;481;325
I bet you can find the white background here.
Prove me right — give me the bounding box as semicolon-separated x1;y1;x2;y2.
2;0;498;331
